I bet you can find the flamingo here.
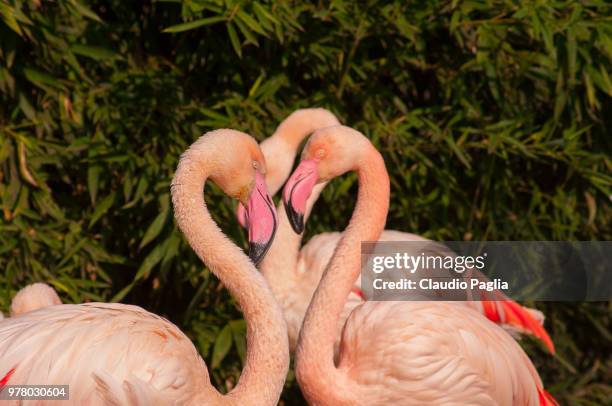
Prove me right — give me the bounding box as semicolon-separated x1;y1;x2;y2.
0;129;289;405
9;283;62;316
243;108;554;354
283;125;558;405
0;281;62;320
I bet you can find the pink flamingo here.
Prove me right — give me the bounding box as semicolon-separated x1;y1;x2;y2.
283;125;558;405
9;283;61;316
0;130;289;405
244;108;554;354
0;282;61;319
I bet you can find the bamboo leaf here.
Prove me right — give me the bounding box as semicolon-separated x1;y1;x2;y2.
110;283;135;303
211;324;233;369
236;10;267;36
69;0;103;23
248;73;265;97
162;16;226;33
87;164;102;204
567;28;577;84
71;44;117;61
253;3;279;25
234;17;258;46
89;192;116;228
23;68;62;90
17;141;38;187
227;23;242;58
139;209;169;249
0;3;23;36
134;242;166;280
230;319;247;363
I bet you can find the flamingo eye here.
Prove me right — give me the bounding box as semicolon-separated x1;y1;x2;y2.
315;148;326;159
252;160;259;170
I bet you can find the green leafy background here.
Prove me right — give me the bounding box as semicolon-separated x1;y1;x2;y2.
0;1;610;404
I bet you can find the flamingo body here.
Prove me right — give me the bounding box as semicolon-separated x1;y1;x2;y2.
275;230;426;352
335;301;542;405
0;303;212;405
282;125;557;405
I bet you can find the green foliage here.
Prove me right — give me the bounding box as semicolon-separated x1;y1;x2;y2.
0;0;610;403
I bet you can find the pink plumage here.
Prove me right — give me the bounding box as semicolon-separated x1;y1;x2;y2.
0;130;289;405
283;125;557;405
250;108;554;357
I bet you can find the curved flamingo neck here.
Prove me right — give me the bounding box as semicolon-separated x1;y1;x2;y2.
259;109;338;297
273;108;340;151
171;146;288;405
295;146;389;404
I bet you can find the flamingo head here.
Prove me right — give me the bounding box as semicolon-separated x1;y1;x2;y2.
207;132;278;265
282;125;371;233
235;108;340;231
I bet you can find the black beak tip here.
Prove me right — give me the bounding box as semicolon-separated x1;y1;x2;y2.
249;241;270;266
283;200;304;234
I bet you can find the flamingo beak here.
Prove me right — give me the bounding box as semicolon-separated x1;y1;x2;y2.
246;171;277;265
282;159;318;234
236;203;248;229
